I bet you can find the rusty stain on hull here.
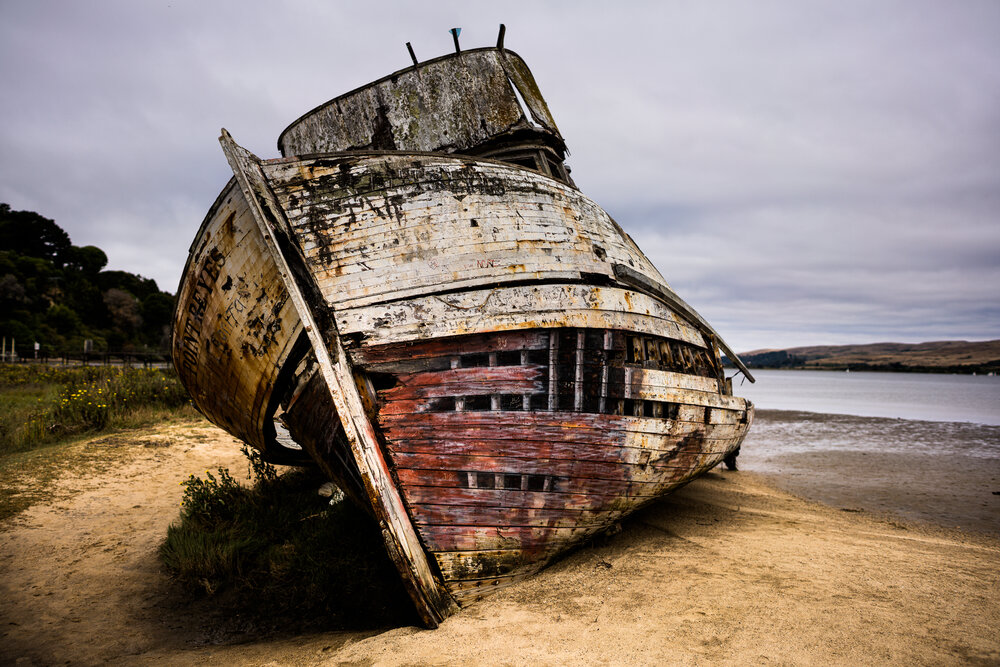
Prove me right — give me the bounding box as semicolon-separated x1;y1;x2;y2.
173;35;755;627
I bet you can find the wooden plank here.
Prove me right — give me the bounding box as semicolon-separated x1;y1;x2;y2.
220;132;456;627
386;434;747;465
396;469;710;499
625;367;719;394
379;410;747;440
383;365;545;396
409;503;632;528
622;367;747;410
261;153;677;311
383;435;742;465
353;330;551;365
444;568;545;605
444;566;549;592
433;548;558;581
390;447;743;480
404;485;608;510
335;284;705;348
418;524;602;552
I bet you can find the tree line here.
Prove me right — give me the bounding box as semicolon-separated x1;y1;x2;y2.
0;203;175;358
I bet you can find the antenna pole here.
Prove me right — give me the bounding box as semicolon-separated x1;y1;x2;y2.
406;41;418;67
497;24;506;49
450;27;461;53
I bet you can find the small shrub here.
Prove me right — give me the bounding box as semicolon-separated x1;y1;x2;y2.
179;467;243;525
160;451;415;632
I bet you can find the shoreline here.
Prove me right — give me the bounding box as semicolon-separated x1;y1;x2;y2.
731;365;997;374
1;422;999;665
741;409;1000;536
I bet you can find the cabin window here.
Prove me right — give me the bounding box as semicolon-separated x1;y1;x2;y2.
505;155;538;170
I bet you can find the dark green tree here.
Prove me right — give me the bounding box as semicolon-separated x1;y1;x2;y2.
0;203;175;354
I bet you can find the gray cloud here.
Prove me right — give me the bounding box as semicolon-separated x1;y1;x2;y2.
1;0;997;350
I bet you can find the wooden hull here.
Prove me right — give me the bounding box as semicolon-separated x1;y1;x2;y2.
173;141;753;625
366;327;751;605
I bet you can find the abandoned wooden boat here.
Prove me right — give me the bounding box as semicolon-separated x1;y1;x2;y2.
172;32;755;627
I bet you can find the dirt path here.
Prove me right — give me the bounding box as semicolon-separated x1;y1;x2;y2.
0;422;249;665
2;422;998;665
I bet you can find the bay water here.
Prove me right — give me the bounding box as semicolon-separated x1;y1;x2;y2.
727;370;1000;533
733;369;1000;426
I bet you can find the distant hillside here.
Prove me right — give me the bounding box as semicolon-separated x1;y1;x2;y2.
735;340;1000;374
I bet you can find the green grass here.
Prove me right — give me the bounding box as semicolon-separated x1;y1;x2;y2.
0;363;195;457
0;362;201;522
160;450;416;632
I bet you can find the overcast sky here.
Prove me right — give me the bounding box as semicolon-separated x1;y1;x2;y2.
1;1;997;351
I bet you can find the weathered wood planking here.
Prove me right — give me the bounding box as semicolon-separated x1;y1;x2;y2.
263;154;672;310
389;446;743;481
413;524;600;552
621;368;748;410
379;410;746;438
396;465;736;501
172;180;306;462
364;328;750;598
446;568;547;606
382;365;547;400
277;49;561;158
354;330;554;367
336;284;706;348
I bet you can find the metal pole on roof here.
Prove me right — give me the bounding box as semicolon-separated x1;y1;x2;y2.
450;27;461;53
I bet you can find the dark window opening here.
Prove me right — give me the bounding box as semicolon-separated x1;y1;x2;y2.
500;394;524;410
497;350;521;366
529;393;550;411
461;353;489;368
464;395;492;411
428;396;456;412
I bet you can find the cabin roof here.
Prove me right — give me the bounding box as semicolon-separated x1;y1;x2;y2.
277;47;564;158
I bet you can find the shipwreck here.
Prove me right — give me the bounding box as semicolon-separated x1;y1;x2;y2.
172;28;755;627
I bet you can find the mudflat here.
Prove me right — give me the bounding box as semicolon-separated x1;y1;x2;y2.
1;421;997;665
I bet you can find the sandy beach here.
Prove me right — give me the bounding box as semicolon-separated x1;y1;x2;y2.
1;419;998;666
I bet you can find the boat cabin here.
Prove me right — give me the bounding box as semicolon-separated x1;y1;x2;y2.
277;47;574;185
